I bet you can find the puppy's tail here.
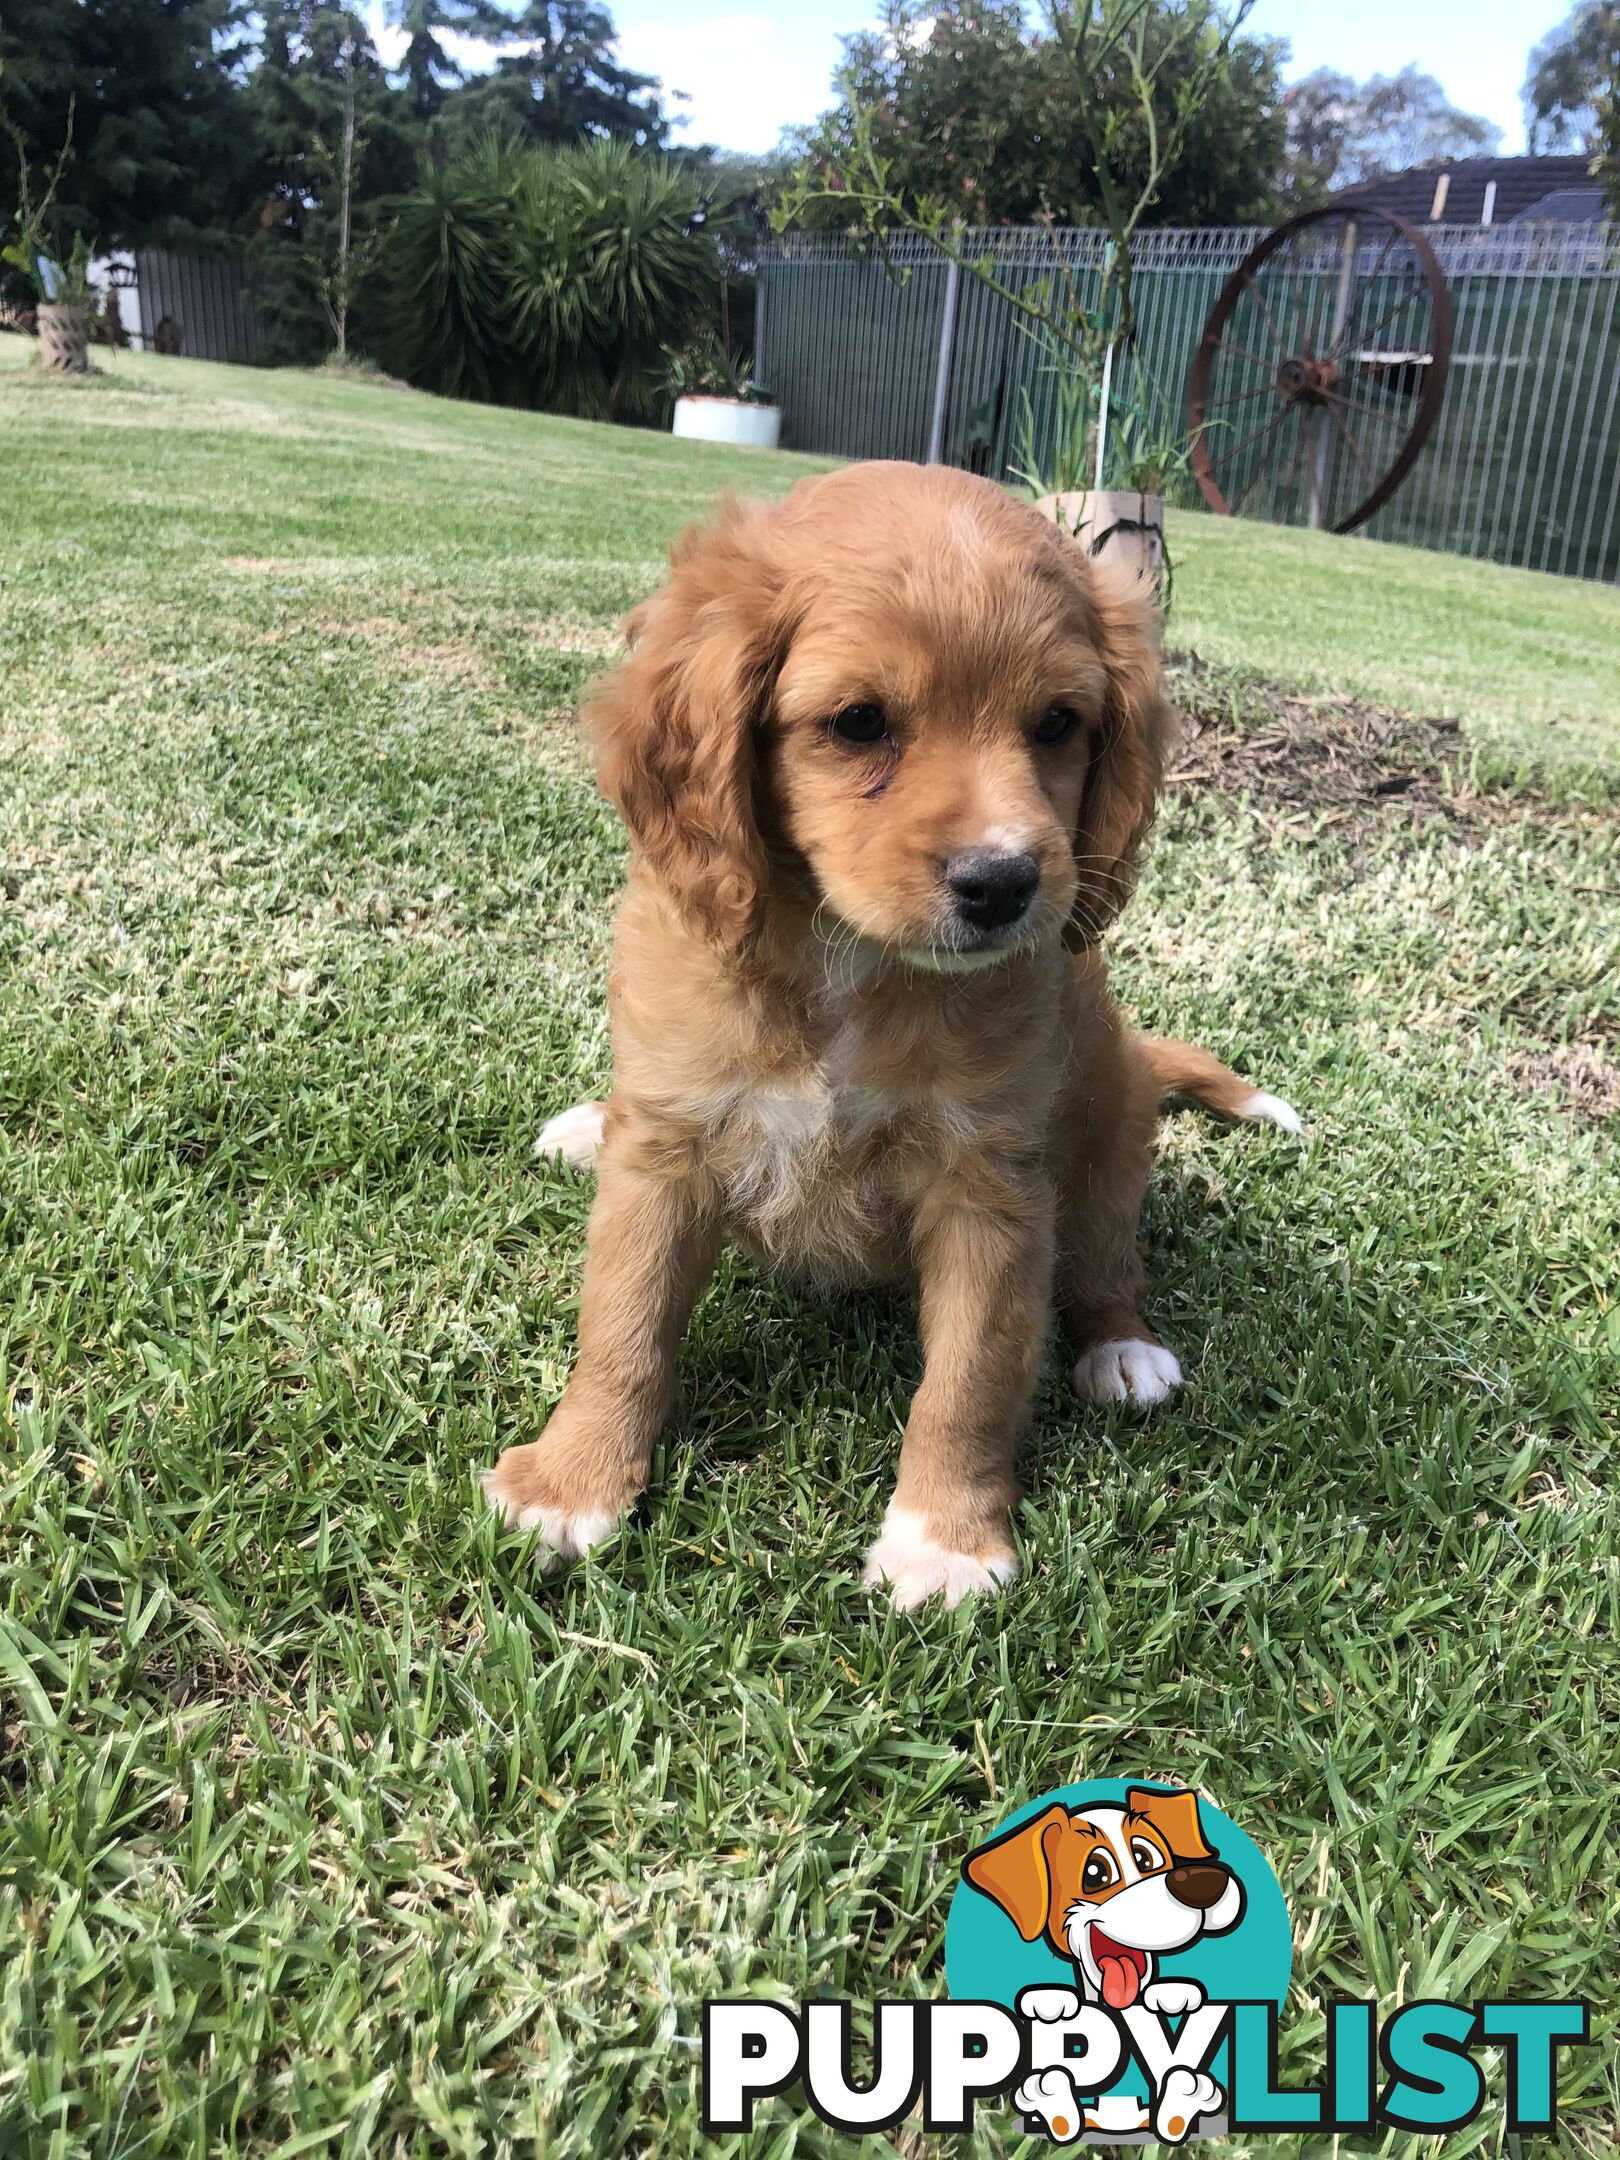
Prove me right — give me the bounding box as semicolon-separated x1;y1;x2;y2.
1140;1037;1303;1134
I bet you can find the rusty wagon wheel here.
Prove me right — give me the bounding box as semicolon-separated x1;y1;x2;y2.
1187;203;1452;534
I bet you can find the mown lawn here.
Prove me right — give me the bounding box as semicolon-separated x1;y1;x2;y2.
1;348;1617;2159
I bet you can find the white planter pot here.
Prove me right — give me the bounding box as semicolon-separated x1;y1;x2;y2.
1035;488;1165;593
672;396;781;450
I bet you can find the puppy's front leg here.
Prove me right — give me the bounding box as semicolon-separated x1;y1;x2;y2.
864;1179;1053;1611
485;1138;719;1565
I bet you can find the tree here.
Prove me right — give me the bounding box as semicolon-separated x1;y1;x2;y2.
390;0;506;122
0;0;255;247
1283;66;1500;197
1597;82;1620;215
785;0;1286;231
242;2;412;360
1523;3;1620;153
444;2;665;147
779;0;1274;506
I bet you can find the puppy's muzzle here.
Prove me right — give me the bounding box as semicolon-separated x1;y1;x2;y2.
943;847;1040;935
1166;1863;1231;1911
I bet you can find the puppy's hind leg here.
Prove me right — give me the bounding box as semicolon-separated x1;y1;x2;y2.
534;1099;607;1171
1059;1031;1183;1408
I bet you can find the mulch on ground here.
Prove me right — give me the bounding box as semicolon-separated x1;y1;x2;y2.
1163;654;1559;842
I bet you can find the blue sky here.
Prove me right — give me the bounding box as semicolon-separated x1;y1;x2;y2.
369;1;1576;159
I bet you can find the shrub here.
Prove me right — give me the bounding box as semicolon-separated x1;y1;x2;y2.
384;133;716;419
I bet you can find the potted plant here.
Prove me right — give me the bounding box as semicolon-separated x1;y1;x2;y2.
1013;359;1193;597
663;334;781;450
33;234;96;375
2;103;94;376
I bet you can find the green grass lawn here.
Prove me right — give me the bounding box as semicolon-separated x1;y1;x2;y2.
2;348;1617;2159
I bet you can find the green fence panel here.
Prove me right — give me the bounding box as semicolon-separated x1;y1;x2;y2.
759;224;1620;585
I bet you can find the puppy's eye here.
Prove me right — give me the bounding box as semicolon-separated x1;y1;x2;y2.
1081;1850;1117;1894
1130;1840;1164;1874
1032;703;1082;745
829;703;888;746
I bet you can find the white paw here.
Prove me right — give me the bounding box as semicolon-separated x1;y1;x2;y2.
481;1471;621;1566
1014;2067;1085;2143
1154;2066;1223;2144
1143;1979;1206;2017
1072;1338;1183;1405
533;1101;605;1169
861;1504;1018;1612
1017;1985;1083;2024
1085;2093;1151;2134
1237;1088;1302;1135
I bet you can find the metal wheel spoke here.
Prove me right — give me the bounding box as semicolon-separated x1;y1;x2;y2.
1287;237;1309;352
1331;228;1403;357
1240;275;1291;362
1230;409;1293;513
1206;401;1292;474
1215;338;1277;372
1325;401;1378;494
1303;241;1335;357
1202;380;1279;414
1348;279;1427;355
1296;408;1319;516
1329;387;1406;426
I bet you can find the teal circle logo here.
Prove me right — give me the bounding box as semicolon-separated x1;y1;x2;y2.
945;1780;1290;2142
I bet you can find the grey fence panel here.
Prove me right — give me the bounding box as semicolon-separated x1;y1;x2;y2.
758;224;1620;584
135;247;260;363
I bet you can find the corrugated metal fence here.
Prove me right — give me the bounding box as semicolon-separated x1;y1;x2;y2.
134;247;260;364
756;224;1620;584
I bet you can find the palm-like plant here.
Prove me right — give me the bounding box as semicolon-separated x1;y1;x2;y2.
385;133;519;402
385;133;716;418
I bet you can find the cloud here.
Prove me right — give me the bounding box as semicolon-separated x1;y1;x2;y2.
363;1;846;158
615;13;837;155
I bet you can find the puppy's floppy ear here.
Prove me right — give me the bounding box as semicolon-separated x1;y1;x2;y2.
1125;1785;1216;1865
1065;560;1176;949
588;498;787;953
963;1802;1072;1942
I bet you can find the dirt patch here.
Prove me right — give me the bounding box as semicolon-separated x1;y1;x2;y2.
1163;656;1561;844
1509;1043;1620;1126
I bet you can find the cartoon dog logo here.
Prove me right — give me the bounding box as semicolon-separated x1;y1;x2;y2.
962;1785;1245;2143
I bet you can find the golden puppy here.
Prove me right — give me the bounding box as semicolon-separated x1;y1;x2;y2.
485;463;1297;1609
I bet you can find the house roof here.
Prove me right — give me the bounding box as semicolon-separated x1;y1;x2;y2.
1510;186;1607;225
1331;154;1597;227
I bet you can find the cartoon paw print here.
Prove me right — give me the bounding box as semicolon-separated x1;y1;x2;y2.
1014;2066;1085;2144
1154;2066;1224;2145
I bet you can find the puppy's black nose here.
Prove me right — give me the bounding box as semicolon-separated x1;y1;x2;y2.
1167;1863;1230;1911
944;848;1040;932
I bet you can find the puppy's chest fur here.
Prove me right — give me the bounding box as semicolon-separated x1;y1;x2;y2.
696;1024;988;1280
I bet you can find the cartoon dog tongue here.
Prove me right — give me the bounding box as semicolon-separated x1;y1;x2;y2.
1092;1933;1144;2008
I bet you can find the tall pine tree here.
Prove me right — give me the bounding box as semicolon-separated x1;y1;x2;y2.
447;2;664;146
390;0;507;122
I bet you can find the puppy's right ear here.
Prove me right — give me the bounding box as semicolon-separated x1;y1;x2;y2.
963;1803;1071;1942
587;499;787;955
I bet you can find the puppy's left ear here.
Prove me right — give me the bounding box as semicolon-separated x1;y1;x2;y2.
588;499;788;954
1065;562;1177;948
